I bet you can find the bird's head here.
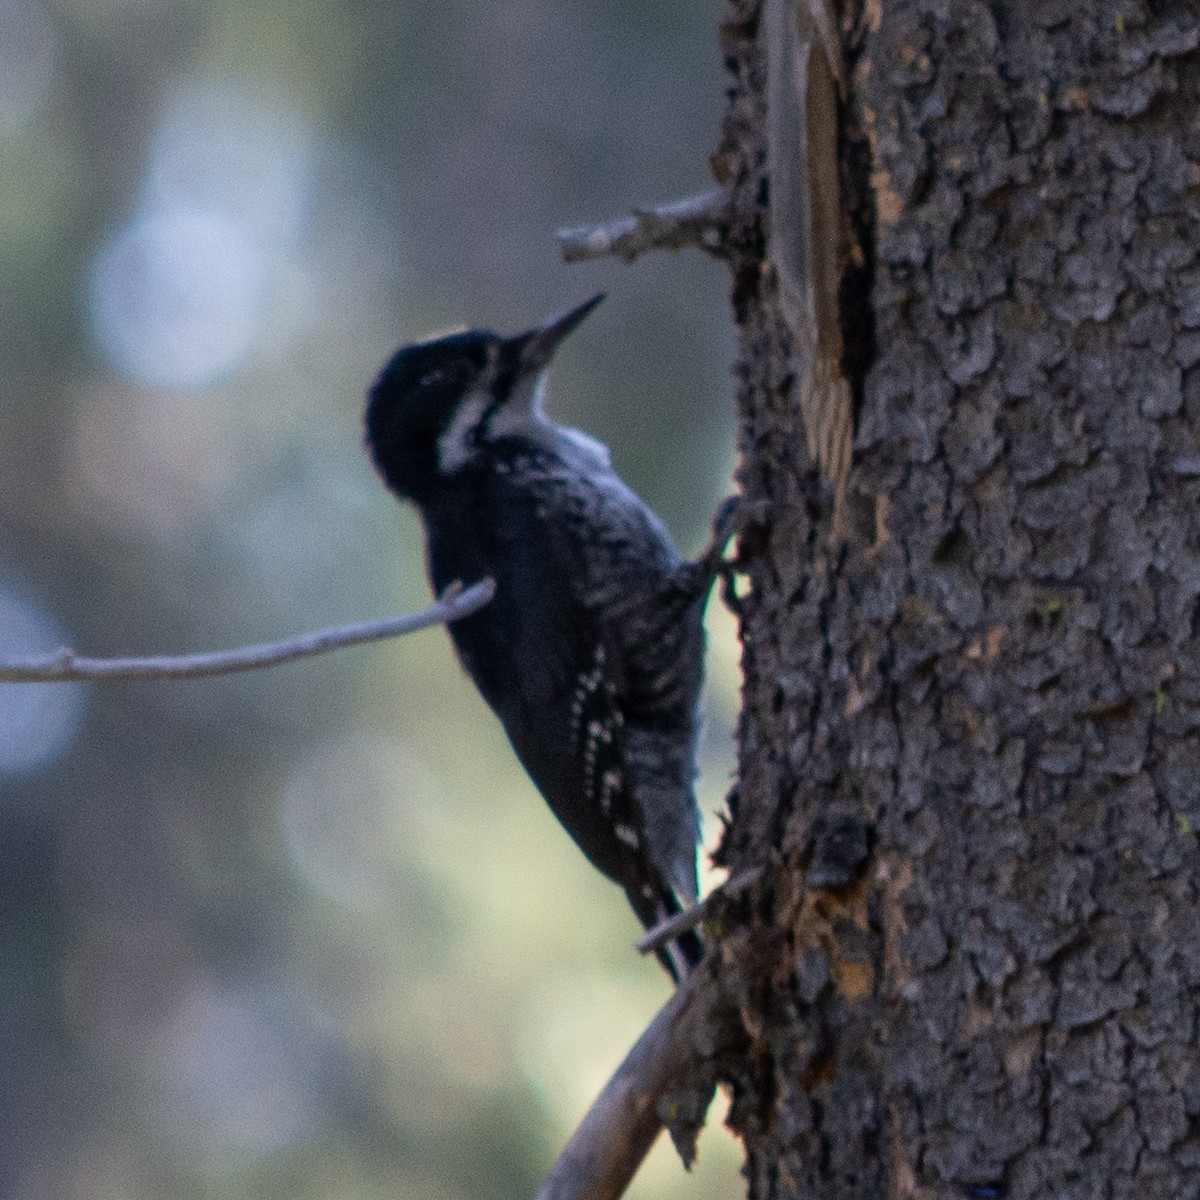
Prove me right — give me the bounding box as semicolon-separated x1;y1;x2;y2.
365;293;604;503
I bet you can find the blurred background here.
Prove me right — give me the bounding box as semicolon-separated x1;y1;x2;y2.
0;0;739;1197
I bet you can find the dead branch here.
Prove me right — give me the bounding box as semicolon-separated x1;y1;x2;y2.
534;963;718;1200
556;187;732;265
0;578;495;683
635;865;764;958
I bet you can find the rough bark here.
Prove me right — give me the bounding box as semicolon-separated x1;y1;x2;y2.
713;2;1200;1197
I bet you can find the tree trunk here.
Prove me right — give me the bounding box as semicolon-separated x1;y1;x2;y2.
714;2;1200;1196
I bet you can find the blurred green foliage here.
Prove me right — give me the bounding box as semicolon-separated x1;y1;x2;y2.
0;0;740;1197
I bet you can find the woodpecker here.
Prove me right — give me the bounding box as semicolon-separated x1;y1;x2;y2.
365;294;725;980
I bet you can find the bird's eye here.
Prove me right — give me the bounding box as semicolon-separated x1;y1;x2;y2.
421;370;445;388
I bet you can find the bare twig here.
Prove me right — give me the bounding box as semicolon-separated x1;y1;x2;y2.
0;578;495;683
556;187;732;265
535;965;716;1200
635;866;764;958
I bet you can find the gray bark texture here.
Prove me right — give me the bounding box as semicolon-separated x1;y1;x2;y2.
709;1;1200;1197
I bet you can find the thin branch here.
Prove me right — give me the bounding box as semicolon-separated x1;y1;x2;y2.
0;578;495;683
556;187;732;265
635;866;764;958
535;965;715;1200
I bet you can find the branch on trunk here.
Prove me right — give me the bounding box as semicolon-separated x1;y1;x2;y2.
535;962;728;1200
635;865;765;958
0;578;495;683
556;188;733;265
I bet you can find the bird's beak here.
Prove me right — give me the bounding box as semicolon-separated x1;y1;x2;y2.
517;293;605;371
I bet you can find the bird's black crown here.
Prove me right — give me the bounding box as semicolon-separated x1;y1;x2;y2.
365;328;497;503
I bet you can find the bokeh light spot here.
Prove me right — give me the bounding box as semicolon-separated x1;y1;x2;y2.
85;73;320;389
88;208;266;390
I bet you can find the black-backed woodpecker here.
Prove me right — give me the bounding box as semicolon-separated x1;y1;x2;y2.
365;295;722;980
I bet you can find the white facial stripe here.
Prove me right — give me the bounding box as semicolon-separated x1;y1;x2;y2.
485;371;547;440
434;342;502;475
437;389;490;474
437;358;610;474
